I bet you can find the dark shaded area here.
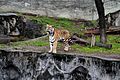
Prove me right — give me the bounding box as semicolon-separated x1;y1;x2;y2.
24;20;46;39
70;66;91;80
3;61;22;80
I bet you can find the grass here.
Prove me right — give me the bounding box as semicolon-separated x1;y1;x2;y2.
0;35;119;54
71;35;120;54
10;40;49;47
4;36;49;49
0;44;7;48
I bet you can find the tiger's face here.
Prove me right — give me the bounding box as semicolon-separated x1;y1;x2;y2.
46;24;54;35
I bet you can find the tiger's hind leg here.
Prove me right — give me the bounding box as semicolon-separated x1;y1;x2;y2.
53;41;57;53
64;40;69;51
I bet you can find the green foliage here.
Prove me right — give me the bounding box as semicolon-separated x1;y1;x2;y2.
0;44;7;48
91;20;98;27
28;16;83;35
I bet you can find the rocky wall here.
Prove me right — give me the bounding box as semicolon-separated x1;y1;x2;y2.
0;0;120;20
0;49;119;80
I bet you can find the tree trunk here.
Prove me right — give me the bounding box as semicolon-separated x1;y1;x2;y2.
94;0;107;43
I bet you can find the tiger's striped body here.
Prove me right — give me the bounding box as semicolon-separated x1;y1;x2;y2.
46;24;70;53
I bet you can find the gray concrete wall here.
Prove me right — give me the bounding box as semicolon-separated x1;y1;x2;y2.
0;0;120;20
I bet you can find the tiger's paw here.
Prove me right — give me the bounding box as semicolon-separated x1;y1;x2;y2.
53;50;57;53
64;47;69;52
48;50;52;53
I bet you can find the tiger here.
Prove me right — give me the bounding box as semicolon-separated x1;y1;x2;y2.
46;24;70;53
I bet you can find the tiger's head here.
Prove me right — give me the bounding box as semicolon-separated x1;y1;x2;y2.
46;24;54;35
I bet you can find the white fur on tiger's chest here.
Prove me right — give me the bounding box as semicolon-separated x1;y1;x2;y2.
49;36;55;42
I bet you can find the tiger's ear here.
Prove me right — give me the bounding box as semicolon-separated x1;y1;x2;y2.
46;24;49;27
49;24;53;28
46;24;53;28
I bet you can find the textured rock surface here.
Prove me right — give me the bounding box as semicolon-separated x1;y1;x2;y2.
0;14;46;40
0;49;119;80
106;10;120;27
0;0;120;20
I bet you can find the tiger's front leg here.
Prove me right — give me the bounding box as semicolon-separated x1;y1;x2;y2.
49;42;53;53
53;41;57;53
